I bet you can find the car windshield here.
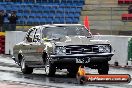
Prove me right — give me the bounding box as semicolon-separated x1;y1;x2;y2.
42;25;91;39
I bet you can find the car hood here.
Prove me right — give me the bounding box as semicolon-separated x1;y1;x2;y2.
53;36;110;46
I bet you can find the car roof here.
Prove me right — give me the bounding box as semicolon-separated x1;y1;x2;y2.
29;24;84;31
34;24;83;28
41;24;83;28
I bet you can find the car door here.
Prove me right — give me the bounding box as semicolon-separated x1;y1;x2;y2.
20;28;36;62
13;28;36;64
24;27;45;65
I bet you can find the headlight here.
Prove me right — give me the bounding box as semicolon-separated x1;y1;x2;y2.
98;45;111;53
55;46;66;55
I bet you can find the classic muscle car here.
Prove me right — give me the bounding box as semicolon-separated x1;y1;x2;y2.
12;24;114;76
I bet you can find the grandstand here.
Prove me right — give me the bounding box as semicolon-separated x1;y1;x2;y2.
81;0;132;35
0;0;84;26
0;0;132;35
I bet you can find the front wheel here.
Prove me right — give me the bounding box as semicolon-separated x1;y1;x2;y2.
67;66;79;77
98;61;109;74
21;58;33;74
45;63;56;77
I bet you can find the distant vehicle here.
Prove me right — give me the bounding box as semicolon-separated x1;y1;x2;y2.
12;24;114;77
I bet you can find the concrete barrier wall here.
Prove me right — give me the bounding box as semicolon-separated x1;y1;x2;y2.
5;31;26;55
5;31;132;66
94;35;132;66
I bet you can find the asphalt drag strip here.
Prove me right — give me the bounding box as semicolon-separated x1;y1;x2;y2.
0;55;132;88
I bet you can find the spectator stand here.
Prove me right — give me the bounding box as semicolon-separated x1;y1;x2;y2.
0;0;85;27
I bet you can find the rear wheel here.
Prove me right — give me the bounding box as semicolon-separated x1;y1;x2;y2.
18;54;23;66
98;61;109;74
21;58;33;74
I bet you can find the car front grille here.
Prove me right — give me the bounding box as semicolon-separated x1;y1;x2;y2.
65;45;99;54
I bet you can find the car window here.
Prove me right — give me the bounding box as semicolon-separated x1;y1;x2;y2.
33;28;41;42
42;26;91;39
26;28;35;42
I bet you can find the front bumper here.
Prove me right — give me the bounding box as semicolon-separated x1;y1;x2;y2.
50;53;114;63
50;53;114;58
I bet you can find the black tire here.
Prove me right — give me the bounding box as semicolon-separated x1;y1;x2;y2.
18;54;23;66
42;52;47;64
98;61;109;74
46;63;56;77
67;66;79;77
79;76;87;85
21;58;33;74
